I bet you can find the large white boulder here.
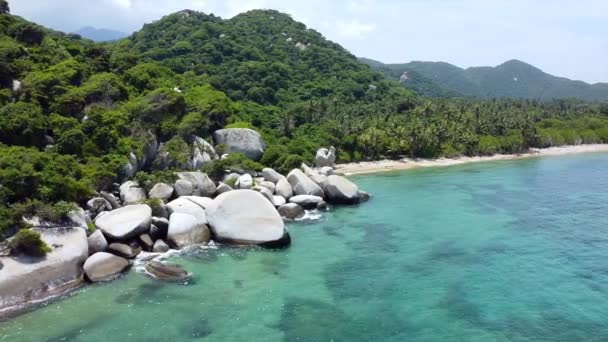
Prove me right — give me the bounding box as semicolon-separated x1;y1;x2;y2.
148;183;174;201
167;213;211;248
213;128;266;161
166;197;207;224
0;228;88;314
176;172;216;197
287;169;324;197
324;175;360;204
83;252;130;282
314;146;336;167
206;190;290;247
301;163;329;190
95;204;152;240
262;168;285;184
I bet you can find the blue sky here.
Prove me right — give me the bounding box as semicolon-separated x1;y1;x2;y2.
10;0;608;83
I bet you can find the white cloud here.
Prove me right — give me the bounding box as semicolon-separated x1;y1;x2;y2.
109;0;132;9
336;19;376;39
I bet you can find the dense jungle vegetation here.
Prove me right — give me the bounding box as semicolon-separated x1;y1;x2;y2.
1;2;608;238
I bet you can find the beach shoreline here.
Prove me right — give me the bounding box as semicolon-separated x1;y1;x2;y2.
335;144;608;176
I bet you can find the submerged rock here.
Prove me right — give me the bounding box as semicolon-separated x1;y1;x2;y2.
145;261;190;282
206;190;290;247
83;252;130;282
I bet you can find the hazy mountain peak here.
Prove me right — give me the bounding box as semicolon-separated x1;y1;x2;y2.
73;26;128;42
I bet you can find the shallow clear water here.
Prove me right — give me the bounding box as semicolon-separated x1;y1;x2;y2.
3;153;608;341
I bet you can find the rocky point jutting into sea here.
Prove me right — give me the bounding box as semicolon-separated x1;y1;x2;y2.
0;128;369;317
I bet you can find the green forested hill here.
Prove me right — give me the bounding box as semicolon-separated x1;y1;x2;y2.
362;58;608;101
1;3;608;238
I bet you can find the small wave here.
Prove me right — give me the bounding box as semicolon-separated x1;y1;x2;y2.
133;243;219;272
296;210;324;221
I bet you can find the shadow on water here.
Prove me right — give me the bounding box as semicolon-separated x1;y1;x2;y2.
44;313;113;342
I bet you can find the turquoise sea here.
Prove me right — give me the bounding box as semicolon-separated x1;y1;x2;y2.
2;152;608;341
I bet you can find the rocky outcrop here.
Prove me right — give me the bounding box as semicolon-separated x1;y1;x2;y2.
314;147;336;167
301;163;329;190
213;128;266;161
324;175;360;204
206;190;290;247
167;213;211;248
176;172;216;197
119;181;146;205
0;228;88;314
87;230;108;255
94;204;152;240
83;252;130;282
191;136;218;169
289;195;324;209
287;169;324;197
278;203;305;220
148;183;174;201
262;168;284;184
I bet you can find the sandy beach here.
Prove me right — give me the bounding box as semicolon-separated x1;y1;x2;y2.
335;144;608;175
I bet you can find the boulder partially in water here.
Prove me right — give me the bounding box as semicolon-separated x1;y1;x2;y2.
83;252;130;282
289;195;324;209
278;203;305;220
0;228;88;314
167;213;211;249
324;175;360;204
206;190;290;247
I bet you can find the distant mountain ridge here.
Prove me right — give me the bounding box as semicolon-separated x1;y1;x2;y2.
361;58;608;102
73;26;128;42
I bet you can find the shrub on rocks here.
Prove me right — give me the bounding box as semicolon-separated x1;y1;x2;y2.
8;229;51;256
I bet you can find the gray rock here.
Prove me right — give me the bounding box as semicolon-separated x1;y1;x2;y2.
139;234;154;251
206;190;290;247
324;175;360;204
215;183;233;195
191;136;218;169
151;217;169;232
317;201;328;211
86;197;112;215
236;173;253;189
0;228;88;313
167;213;211;248
83;252;130;282
314;147;336;167
275;178;294;199
213;128;266;161
87;230;108;255
107;243;139;259
358;191;371;202
119;181;146;205
145;261;190;282
302;163;329;190
166;197;207;224
289;195;324;209
100;191;121;209
253;186;274;203
260;181;276;194
95;204;152;240
176;172;216;196
148;183;174;201
152;239;170;253
273;195;286;207
149;224;164;241
262;168;285;184
174;179;194;197
319;166;335;176
148;199;169;219
278;203;305;220
287;169;324;197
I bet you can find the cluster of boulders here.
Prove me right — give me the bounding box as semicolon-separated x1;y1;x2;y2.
0;146;369;315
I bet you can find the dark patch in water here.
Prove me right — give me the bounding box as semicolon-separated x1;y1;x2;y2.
44;314;113;341
440;284;486;327
184;250;219;263
427;241;481;265
186;318;212;339
261;256;288;278
233;279;243;288
322;225;342;237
